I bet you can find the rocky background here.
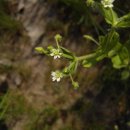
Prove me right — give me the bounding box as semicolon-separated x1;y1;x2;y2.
0;0;130;130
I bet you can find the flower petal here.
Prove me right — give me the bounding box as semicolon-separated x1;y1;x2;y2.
51;72;55;76
54;56;57;59
57;78;61;82
52;77;56;81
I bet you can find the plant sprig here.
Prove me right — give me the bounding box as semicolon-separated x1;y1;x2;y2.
35;0;130;88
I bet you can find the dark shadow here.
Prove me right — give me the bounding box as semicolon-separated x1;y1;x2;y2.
0;120;8;130
0;81;9;94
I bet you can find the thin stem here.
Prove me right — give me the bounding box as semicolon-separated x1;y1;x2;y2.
84;35;100;46
69;74;74;83
56;40;60;49
77;52;97;61
91;38;100;46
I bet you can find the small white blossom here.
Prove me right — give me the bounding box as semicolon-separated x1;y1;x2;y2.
101;0;115;8
51;71;63;82
50;49;62;59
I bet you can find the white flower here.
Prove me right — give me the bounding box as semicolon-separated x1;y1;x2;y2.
50;49;62;59
51;71;63;82
101;0;115;8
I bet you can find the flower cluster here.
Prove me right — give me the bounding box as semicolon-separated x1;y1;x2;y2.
50;48;62;59
51;71;63;82
101;0;115;8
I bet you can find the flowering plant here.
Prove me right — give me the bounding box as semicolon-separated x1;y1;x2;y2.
35;0;130;88
101;0;115;8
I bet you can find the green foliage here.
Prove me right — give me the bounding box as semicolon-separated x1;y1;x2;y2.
0;0;21;32
99;5;118;26
99;3;130;28
35;0;130;87
84;34;99;45
116;12;130;28
0;90;38;130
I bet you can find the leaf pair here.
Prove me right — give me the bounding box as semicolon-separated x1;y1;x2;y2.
100;5;130;28
83;31;130;69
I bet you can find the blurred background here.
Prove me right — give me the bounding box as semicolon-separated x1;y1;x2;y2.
0;0;130;130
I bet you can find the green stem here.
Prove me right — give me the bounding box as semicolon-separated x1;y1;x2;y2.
56;40;60;49
90;38;100;46
69;74;74;83
77;52;97;61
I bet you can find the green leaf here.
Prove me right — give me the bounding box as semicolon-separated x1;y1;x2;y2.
111;55;122;69
119;47;129;65
84;35;99;45
47;45;54;51
35;47;48;54
116;12;130;28
82;60;92;68
100;6;118;26
60;46;74;60
82;30;129;69
96;54;106;61
63;61;78;74
108;42;122;58
111;46;129;69
99;31;119;54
